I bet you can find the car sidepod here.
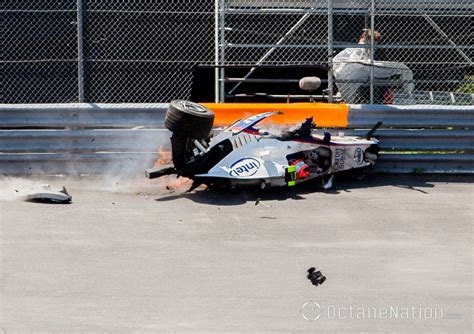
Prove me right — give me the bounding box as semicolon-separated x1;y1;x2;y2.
329;138;379;173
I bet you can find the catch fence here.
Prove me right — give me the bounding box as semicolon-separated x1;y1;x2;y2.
2;0;473;104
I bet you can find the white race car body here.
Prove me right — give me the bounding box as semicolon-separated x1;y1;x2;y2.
193;112;379;188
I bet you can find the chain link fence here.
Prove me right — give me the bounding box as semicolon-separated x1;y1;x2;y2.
2;0;473;104
2;1;79;103
83;1;214;103
330;0;473;105
2;0;215;103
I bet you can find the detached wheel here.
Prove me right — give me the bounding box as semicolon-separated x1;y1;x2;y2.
165;100;214;139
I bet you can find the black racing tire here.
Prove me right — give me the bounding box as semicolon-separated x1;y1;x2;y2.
165;100;215;139
170;135;189;170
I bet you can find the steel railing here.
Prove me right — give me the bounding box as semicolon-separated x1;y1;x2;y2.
0;103;472;175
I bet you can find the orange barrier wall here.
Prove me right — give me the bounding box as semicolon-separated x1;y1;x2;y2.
201;102;349;128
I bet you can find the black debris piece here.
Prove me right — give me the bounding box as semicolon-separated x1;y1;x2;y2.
307;267;326;287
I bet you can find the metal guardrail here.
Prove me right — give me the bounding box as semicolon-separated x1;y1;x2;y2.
1;129;472;154
348;104;474;173
0;104;168;129
0;129;169;153
0;104;472;175
0;104;169;175
375;154;474;174
347;129;473;152
348;104;474;129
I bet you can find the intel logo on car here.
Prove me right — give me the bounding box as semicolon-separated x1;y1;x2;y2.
229;158;261;177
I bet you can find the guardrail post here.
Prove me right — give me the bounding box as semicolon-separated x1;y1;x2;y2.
77;0;85;103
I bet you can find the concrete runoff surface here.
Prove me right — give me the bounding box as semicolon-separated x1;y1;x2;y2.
0;175;472;333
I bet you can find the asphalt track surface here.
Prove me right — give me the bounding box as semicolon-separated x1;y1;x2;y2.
0;175;472;332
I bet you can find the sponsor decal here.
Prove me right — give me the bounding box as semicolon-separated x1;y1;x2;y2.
334;149;345;171
230;113;272;133
229;158;261;177
354;148;364;165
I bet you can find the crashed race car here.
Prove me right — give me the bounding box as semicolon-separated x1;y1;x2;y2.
146;100;381;190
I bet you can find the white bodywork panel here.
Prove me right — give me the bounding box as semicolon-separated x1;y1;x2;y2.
196;114;378;187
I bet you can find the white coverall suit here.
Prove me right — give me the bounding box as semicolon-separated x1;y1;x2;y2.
332;43;414;103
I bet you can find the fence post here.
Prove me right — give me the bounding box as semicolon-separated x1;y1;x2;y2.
218;0;226;102
214;0;219;103
369;0;375;104
327;0;334;103
215;0;226;103
77;0;85;103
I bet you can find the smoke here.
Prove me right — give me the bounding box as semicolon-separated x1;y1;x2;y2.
0;129;175;197
90;146;177;193
90;124;293;193
89;129;171;180
0;177;44;202
259;124;297;137
1;119;296;196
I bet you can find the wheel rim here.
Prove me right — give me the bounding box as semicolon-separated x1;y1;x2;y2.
180;101;207;113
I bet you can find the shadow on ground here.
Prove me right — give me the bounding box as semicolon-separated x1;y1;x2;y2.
154;174;473;206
